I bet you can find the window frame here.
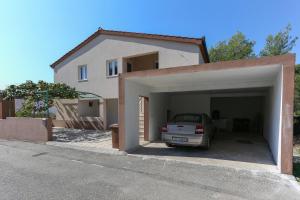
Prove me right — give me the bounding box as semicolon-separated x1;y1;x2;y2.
106;59;118;78
78;65;88;81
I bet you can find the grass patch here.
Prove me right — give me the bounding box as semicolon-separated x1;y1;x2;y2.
294;162;300;182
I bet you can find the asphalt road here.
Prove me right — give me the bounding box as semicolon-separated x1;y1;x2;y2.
0;140;299;200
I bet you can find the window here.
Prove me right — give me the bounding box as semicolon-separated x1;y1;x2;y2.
78;65;87;81
107;60;118;77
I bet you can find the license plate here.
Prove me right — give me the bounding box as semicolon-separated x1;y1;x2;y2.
172;136;188;142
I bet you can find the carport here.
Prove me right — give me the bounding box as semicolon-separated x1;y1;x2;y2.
118;54;295;174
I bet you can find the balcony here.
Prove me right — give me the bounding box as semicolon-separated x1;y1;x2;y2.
123;52;158;73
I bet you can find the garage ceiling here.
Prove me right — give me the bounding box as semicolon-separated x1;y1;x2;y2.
128;64;282;92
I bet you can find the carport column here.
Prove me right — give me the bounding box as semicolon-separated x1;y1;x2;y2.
281;61;295;174
118;75;126;151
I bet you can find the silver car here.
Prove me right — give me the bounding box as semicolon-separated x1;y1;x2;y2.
161;113;214;149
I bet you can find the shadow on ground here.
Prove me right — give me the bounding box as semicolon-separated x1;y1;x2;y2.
52;128;111;143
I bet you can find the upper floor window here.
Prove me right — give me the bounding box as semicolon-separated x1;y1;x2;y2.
78;65;87;81
107;60;118;77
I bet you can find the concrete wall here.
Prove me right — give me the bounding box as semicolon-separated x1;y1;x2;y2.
149;93;169;141
54;34;202;99
124;81;151;151
0;117;52;142
106;98;118;127
263;69;283;167
169;93;210;117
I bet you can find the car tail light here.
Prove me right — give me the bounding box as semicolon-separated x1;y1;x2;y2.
161;125;168;133
195;124;204;134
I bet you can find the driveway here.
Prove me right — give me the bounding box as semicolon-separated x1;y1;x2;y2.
0;140;299;200
132;132;277;172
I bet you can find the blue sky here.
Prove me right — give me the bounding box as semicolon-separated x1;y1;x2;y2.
0;0;299;89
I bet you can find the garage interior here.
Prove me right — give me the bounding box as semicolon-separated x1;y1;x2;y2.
136;89;276;170
121;64;284;172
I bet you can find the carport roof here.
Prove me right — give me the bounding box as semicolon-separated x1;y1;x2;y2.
121;54;295;79
122;54;295;93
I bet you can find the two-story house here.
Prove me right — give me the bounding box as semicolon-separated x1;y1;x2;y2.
51;28;296;175
51;28;209;129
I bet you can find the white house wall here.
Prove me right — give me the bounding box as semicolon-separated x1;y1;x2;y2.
54;34;202;99
149;93;169;141
263;68;283;169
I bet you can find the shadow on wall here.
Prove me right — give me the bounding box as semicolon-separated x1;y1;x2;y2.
53;99;104;130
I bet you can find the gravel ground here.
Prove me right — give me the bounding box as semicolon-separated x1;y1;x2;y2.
52;128;111;143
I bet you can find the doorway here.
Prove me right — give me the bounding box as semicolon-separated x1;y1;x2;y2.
139;96;149;144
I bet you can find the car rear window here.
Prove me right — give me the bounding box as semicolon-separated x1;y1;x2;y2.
172;114;202;123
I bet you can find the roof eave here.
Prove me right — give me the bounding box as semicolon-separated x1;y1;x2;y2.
199;37;210;63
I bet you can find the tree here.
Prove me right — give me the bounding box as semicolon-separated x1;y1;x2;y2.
1;80;79;117
209;32;256;62
260;24;298;56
